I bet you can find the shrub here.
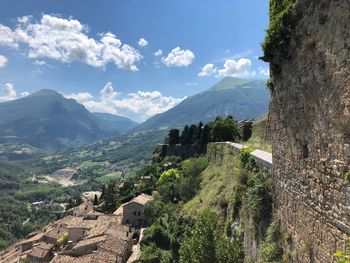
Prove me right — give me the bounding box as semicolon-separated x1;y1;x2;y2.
261;0;297;71
259;220;284;262
333;238;350;263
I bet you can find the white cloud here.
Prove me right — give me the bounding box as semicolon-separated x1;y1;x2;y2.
259;67;269;76
18;15;32;24
34;60;47;66
0;55;7;68
100;82;118;100
185;82;197;86
65;92;93;103
73;82;186;122
198;63;217;77
0;83;17;101
0;83;30;102
138;38;148;47
154;49;163;56
0;14;142;71
0;25;18;48
217;58;256;78
162;47;194;67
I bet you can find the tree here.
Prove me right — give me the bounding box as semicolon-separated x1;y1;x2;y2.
199;123;211;147
211;117;241;142
101;184;119;213
93;194;98;205
144;200;166;225
179;157;209;201
157;169;181;202
168;129;180;145
56;232;69;248
180;125;190;145
179;211;217;263
215;234;244;263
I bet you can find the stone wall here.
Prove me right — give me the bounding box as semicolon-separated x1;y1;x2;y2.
268;0;350;262
153;144;205;162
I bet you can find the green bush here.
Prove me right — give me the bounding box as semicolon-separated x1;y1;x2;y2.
259;220;284;262
333;238;350;263
179;210;244;263
261;0;297;68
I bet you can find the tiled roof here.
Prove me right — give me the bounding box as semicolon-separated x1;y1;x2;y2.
113;193;154;215
51;254;94;263
27;242;54;259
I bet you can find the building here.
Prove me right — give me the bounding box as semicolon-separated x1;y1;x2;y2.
66;202;94;217
26;243;54;263
113;194;154;227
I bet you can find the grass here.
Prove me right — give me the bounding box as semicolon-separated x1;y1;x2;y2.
242;117;272;153
78;160;109;169
95;172;122;184
181;144;242;222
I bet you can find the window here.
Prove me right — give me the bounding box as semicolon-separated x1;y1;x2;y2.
138;211;141;216
134;211;137;216
302;143;309;159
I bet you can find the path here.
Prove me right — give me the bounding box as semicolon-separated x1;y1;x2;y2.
127;228;146;263
217;142;273;169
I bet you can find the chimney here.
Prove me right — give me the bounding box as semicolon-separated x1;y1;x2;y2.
67;241;73;249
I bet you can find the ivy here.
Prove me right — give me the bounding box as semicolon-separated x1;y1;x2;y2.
261;0;297;70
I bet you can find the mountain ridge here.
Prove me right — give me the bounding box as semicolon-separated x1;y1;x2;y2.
135;77;269;131
0;89;124;150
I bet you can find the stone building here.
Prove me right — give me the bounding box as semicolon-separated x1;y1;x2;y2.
267;0;350;261
114;193;154;227
66;202;93;217
26;243;54;263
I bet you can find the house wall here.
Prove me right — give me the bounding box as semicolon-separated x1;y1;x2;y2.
122;202;145;227
67;228;86;243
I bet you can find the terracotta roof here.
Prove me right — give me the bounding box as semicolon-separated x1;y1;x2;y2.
18;230;47;245
114;206;123;216
91;248;118;263
98;235;128;255
51;254;94;263
70;235;106;250
84;225;109;239
105;223;130;238
132;194;154;205
113;193;153;215
27;242;54;259
44;226;68;240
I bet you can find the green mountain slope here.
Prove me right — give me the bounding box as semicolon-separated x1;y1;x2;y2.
0;89;121;150
136;77;269;131
93;112;138;133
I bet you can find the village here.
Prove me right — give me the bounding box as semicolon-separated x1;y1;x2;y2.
0;193;154;263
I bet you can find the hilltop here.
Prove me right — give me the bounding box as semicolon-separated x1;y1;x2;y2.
136;77;269;131
0;90;135;151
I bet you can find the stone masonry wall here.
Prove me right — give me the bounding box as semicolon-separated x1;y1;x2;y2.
268;0;350;262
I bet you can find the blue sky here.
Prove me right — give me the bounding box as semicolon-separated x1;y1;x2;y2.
0;0;269;122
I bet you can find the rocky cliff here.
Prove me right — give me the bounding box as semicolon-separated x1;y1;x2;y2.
266;0;350;261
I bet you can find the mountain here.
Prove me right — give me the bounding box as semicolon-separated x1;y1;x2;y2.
0;89;122;150
93;112;138;133
136;77;270;131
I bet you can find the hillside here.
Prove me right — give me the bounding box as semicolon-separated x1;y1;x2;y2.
93;112;138;133
136;77;269;131
0;90;122;151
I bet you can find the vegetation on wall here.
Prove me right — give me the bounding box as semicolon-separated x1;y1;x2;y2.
261;0;297;72
333;238;350;263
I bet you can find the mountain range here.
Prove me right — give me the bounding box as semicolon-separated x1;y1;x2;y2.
0;77;269;152
0;90;135;150
135;77;270;131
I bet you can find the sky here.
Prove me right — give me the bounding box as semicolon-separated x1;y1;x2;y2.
0;0;269;122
